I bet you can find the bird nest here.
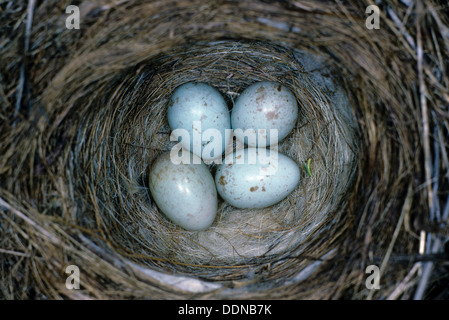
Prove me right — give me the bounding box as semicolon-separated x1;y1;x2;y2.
1;0;448;299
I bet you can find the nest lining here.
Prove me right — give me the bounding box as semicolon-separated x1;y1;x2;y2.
42;40;358;278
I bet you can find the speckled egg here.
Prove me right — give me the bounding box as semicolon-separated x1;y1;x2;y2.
149;151;217;231
215;148;300;209
231;81;298;147
168;82;231;161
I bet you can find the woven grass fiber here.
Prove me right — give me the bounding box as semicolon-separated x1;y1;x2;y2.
1;0;449;299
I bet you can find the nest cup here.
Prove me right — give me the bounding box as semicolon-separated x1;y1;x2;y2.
1;0;448;299
44;39;358;277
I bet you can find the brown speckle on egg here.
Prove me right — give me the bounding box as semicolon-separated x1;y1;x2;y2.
218;175;227;186
266;110;279;120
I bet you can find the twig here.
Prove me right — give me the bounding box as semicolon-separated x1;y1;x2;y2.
0;248;31;257
414;237;442;299
387;262;421;300
24;0;35;53
14;64;25;126
416;1;433;219
431;112;441;222
419;230;426;254
13;0;35;126
367;183;413;300
386;6;416;51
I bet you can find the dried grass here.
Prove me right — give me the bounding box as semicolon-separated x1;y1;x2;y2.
0;0;448;299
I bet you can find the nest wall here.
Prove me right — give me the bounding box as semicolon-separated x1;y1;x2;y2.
1;0;448;299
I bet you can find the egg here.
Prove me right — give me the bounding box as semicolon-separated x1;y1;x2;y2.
215;148;300;209
149;151;217;231
168;82;231;161
231;81;298;147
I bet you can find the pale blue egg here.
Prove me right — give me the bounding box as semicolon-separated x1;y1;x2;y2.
215;148;300;209
231;81;298;147
168;82;231;161
149;151;217;231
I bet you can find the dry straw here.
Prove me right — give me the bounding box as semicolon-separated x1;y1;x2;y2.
1;0;448;299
